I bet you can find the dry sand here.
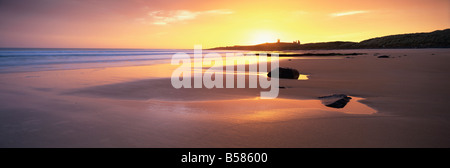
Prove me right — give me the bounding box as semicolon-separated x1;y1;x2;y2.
0;49;449;147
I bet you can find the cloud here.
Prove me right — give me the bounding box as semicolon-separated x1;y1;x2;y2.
330;10;369;17
141;9;234;25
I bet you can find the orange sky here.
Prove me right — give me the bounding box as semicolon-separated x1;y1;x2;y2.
0;0;448;49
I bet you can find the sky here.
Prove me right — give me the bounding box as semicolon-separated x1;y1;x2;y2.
0;0;449;49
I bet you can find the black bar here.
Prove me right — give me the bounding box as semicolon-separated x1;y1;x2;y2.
1;148;447;167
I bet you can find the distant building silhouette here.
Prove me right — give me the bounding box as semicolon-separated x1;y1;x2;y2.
277;39;301;45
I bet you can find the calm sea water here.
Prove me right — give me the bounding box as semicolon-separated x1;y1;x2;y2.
0;48;235;73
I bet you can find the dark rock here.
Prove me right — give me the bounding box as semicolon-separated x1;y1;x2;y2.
277;53;366;57
267;67;300;79
377;55;390;58
318;94;352;108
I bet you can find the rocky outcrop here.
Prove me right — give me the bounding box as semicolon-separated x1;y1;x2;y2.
267;67;300;79
318;94;352;108
377;55;390;58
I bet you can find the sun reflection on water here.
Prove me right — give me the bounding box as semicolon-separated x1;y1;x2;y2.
147;97;376;122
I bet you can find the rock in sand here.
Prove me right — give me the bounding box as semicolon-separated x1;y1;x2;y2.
318;94;352;108
267;67;300;79
377;55;390;58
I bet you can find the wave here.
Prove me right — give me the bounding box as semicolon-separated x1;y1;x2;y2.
0;48;234;73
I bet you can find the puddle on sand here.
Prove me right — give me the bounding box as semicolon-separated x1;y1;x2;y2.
146;96;376;122
298;74;309;80
324;97;376;114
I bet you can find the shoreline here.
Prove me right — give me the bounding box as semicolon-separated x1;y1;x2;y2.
0;48;449;147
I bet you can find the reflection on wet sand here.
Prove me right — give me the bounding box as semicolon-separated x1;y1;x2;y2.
147;96;376;122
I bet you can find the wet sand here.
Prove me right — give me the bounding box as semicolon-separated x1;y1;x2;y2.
0;49;449;147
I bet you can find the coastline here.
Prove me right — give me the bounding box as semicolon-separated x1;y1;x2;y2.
0;48;449;147
209;29;450;51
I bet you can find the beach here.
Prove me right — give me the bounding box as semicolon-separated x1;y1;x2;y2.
0;48;449;147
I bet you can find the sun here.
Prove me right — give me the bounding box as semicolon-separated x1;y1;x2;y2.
250;30;279;45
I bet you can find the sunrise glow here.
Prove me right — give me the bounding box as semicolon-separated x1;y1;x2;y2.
250;30;280;44
0;0;449;48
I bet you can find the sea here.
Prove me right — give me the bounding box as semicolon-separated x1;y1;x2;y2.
0;48;237;73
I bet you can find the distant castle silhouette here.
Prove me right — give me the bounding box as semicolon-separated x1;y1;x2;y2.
277;39;301;45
